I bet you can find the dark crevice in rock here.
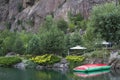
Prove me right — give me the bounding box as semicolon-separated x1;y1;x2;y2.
26;0;35;6
5;0;9;4
58;0;67;9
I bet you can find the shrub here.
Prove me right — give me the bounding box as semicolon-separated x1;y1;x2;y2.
82;26;96;49
12;38;25;55
84;50;110;58
68;23;75;32
57;19;68;33
30;54;61;65
66;55;85;63
69;31;82;47
44;15;53;30
0;57;22;67
39;25;65;55
66;55;85;69
68;12;84;25
1;31;16;54
26;34;40;55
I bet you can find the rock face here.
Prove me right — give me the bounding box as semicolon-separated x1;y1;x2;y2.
11;0;66;32
35;58;69;71
54;0;113;20
13;62;25;69
5;52;17;57
53;58;69;69
0;0;114;32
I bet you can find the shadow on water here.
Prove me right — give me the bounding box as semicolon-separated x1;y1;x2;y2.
110;69;120;80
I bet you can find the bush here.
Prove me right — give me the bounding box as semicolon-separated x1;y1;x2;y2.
39;25;65;55
66;55;85;69
12;38;25;55
0;57;22;67
0;31;16;54
69;31;82;47
27;34;41;55
68;12;84;25
82;26;96;49
30;54;61;65
66;55;85;63
84;50;110;58
68;23;75;32
57;19;68;33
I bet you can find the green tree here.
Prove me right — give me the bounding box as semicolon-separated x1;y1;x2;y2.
27;35;40;55
90;2;120;45
18;31;33;51
57;19;68;33
82;26;96;49
44;15;53;30
39;25;65;55
69;31;82;47
1;31;16;54
12;38;25;54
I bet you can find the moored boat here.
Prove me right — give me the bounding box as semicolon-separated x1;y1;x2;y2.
73;64;111;72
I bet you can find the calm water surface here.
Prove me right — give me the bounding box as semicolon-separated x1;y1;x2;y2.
0;68;120;80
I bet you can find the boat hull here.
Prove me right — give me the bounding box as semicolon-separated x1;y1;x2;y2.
73;64;111;72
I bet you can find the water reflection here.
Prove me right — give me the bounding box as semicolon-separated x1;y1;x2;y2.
0;67;120;80
0;68;68;80
109;69;120;80
73;70;110;78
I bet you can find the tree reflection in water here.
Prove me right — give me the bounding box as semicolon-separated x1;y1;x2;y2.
0;67;120;80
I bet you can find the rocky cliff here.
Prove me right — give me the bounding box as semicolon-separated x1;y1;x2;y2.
0;0;114;32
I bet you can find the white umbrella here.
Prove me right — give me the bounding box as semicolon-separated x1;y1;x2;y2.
70;45;87;50
101;41;111;59
68;45;86;55
102;41;110;45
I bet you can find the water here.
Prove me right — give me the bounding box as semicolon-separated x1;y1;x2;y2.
0;68;120;80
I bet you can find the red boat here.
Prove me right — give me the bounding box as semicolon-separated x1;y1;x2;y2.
73;64;111;72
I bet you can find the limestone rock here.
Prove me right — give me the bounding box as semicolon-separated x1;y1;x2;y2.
5;52;17;57
13;62;25;69
36;65;44;70
54;0;113;20
53;58;69;69
0;0;114;32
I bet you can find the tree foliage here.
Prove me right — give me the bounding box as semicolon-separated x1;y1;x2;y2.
27;35;40;55
90;2;120;44
57;19;68;33
39;25;65;55
69;31;82;47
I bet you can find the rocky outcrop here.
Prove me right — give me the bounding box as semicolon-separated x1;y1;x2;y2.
13;62;25;69
36;58;69;70
0;0;114;32
11;0;66;32
5;52;17;57
0;0;23;30
54;0;113;20
53;58;69;69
